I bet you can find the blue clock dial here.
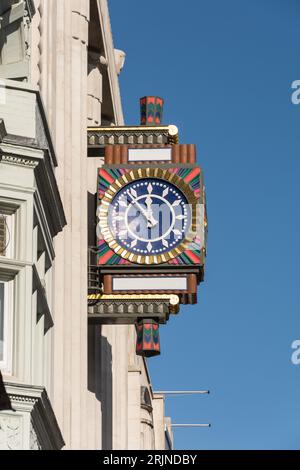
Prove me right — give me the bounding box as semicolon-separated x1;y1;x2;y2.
108;178;192;256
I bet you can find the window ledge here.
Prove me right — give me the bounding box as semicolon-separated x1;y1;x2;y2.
0;258;31;281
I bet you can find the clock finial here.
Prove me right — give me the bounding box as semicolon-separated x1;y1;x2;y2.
140;96;164;125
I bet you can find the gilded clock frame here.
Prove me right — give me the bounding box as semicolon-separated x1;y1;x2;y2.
98;168;199;265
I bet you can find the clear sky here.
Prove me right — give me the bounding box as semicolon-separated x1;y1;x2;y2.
109;0;300;450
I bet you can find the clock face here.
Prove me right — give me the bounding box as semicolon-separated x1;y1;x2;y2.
107;178;192;257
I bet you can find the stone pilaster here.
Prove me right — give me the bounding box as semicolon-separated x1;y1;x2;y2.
34;0;90;449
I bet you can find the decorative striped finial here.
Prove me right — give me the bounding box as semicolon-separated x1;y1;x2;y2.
140;96;164;125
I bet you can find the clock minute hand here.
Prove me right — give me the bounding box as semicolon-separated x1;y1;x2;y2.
127;193;149;219
128;193;158;228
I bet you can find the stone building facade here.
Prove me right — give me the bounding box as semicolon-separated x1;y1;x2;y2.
0;0;172;450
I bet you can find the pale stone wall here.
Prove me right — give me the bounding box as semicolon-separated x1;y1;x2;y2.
13;0;168;450
31;0;93;449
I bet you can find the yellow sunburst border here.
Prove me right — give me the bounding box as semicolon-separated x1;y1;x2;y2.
98;168;198;265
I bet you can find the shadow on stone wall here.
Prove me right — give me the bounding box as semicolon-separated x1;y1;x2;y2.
87;325;113;450
0;370;14;411
87;191;113;450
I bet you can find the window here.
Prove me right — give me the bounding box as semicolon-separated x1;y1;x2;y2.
0;1;30;81
0;280;13;372
0;211;14;258
0;282;4;362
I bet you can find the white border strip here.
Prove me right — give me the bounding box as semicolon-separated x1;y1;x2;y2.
113;277;187;291
128;148;172;162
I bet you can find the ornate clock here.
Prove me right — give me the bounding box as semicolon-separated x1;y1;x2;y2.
99;169;198;265
89;99;208;358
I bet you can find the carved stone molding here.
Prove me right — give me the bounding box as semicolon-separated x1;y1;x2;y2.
114;49;126;75
1;383;65;450
30;425;41;450
0;415;22;450
1;154;39;168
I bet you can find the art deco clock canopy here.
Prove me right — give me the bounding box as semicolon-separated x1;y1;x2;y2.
88;97;207;357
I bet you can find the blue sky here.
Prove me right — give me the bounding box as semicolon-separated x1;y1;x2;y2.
110;0;300;450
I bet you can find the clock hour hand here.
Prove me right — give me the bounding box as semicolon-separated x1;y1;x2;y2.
147;214;158;229
145;196;158;228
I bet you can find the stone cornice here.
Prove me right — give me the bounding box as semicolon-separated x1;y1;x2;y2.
0;142;66;238
0;141;43;166
1;154;39;168
0;258;32;281
4;383;65;450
